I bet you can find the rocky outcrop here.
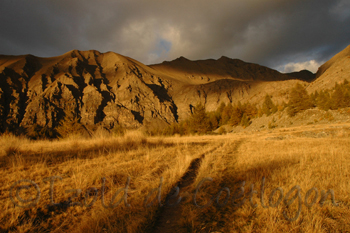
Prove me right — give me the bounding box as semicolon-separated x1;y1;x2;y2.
0;50;178;133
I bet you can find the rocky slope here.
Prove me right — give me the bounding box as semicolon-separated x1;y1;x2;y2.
0;50;178;133
0;45;347;135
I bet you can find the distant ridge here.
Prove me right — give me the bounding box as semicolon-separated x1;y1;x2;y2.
150;55;310;84
286;70;315;82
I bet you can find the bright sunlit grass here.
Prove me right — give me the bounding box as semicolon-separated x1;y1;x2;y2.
0;123;349;232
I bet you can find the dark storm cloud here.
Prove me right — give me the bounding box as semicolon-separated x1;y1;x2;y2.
0;0;349;72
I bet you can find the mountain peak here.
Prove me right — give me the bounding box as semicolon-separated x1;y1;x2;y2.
218;56;230;60
174;56;190;62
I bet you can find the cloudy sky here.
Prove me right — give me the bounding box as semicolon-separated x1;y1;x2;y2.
1;0;349;73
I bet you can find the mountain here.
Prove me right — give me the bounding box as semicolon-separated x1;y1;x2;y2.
150;56;311;120
307;44;350;93
286;70;315;82
0;45;347;135
0;50;178;133
149;56;298;84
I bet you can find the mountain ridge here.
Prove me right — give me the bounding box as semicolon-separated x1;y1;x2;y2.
0;45;348;135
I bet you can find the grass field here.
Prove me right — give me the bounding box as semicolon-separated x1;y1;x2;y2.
1;123;350;232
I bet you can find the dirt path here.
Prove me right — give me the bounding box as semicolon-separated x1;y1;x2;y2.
150;139;245;233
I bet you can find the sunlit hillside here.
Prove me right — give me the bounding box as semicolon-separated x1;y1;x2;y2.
1;122;349;232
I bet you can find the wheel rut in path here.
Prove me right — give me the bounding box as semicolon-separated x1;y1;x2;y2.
150;139;244;233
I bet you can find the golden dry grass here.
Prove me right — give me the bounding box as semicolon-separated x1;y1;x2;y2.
0;130;219;232
0;123;350;232
179;124;350;232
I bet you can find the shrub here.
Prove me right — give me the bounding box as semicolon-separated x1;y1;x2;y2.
26;124;57;139
218;127;226;135
56;106;85;138
268;121;276;129
268;117;277;129
112;124;125;136
324;112;334;121
240;113;251;128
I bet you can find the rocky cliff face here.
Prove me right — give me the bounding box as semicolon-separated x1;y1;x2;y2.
1;47;333;135
0;50;178;133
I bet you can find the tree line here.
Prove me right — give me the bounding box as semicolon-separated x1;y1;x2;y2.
152;79;350;136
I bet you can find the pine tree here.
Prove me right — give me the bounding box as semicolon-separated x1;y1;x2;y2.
221;103;234;125
188;103;210;134
331;82;350;109
229;104;243;126
243;102;258;118
287;83;313;116
56;106;84;138
179;120;189;135
216;102;226;125
207;111;219;130
310;91;319;107
262;94;276;116
217;102;226;115
316;90;332;111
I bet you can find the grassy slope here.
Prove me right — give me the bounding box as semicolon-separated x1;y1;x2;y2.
0;124;350;232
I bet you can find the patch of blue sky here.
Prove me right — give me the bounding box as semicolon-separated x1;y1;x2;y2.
159;38;171;53
148;38;172;63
